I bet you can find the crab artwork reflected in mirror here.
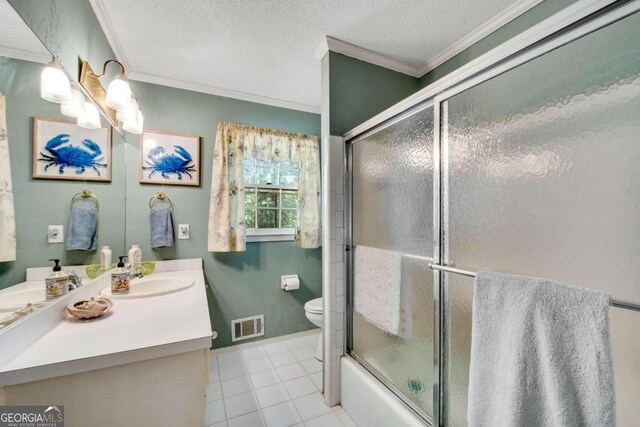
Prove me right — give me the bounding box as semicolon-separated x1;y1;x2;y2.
32;117;112;182
139;130;200;186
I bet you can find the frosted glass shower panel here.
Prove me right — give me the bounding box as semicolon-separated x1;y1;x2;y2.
351;106;434;416
443;11;640;426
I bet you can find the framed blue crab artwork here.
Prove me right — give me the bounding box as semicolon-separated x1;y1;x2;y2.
139;130;200;186
32;117;112;182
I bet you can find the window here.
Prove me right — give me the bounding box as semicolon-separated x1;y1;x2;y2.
243;157;299;242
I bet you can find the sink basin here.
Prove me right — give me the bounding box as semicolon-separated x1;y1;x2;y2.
101;276;194;299
0;288;47;312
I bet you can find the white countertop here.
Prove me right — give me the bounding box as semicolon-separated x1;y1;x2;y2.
0;260;212;386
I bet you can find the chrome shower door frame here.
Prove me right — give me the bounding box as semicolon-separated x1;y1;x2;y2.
343;1;640;426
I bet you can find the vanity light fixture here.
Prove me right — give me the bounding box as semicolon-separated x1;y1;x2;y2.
40;59;71;103
80;59;144;134
60;88;85;118
77;102;102;130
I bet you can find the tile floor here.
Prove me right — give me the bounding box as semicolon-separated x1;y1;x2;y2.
205;330;356;427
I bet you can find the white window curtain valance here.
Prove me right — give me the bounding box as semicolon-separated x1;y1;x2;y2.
208;122;321;252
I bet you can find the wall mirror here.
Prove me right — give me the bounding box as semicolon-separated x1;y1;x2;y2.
0;0;127;332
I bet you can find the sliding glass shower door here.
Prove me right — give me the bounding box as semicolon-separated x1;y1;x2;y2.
349;105;435;420
440;9;640;426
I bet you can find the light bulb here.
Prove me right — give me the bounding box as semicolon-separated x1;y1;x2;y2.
41;61;71;103
116;96;139;123
60;88;85;118
77;102;101;129
104;75;131;110
123;110;143;134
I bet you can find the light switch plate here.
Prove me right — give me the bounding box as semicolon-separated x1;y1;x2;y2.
178;224;190;240
48;225;64;243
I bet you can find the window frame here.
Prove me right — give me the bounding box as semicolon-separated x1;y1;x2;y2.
244;158;299;242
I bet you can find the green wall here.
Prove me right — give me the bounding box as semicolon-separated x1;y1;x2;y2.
125;81;322;348
0;58;126;288
327;52;419;135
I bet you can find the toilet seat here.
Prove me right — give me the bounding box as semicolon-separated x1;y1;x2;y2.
304;297;323;314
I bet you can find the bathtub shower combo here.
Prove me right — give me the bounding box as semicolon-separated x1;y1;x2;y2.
340;2;640;426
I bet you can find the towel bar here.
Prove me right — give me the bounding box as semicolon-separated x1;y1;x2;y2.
429;264;640;312
71;189;99;209
149;192;173;209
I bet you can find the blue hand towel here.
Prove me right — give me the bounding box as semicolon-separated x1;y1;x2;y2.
150;207;174;248
65;206;98;251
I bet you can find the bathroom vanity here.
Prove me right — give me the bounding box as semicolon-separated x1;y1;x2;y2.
0;259;212;427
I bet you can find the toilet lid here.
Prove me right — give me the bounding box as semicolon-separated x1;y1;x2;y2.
305;298;323;313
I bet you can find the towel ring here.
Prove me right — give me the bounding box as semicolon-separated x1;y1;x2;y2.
71;189;99;210
149;192;173;209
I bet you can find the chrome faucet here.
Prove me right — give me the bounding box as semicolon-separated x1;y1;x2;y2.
67;270;82;290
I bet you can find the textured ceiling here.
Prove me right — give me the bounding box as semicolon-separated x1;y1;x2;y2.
0;0;50;63
92;0;523;112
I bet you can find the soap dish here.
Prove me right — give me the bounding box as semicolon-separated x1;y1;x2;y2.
67;297;113;319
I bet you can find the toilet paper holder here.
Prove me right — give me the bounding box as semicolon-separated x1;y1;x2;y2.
281;274;300;291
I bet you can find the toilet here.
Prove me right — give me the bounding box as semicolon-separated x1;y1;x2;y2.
304;297;323;361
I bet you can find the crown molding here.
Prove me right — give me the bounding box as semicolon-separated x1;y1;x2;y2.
128;71;321;114
316;0;543;78
0;45;50;64
314;36;422;77
416;0;544;75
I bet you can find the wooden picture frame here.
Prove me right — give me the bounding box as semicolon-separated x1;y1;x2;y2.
32;117;112;182
139;129;201;186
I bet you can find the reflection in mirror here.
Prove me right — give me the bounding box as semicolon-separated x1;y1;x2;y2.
0;0;126;331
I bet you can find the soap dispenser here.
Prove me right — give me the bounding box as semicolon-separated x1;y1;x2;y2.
46;259;70;300
111;256;130;294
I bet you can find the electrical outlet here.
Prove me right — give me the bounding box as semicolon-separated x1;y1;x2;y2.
48;225;64;243
178;224;190;240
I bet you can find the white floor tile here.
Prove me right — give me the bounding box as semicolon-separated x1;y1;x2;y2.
305;412;343;427
205;400;226;425
220;363;247;381
240;347;266;362
268;351;297;368
209;421;227;427
300;358;322;375
222;375;252;398
284;337;310;351
291;347;315;362
334;408;357;427
303;332;321;346
292;393;332;420
275;363;306;382
249;369;281;389
210;355;220;370
244;357;273;374
227;411;265;427
261;401;302;427
283;376;317;399
207;382;223;402
310;371;323;390
219;351;243;366
263;341;288;356
209;367;221;384
255;383;289;408
225;391;259;419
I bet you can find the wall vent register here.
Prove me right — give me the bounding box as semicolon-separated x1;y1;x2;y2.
231;315;265;342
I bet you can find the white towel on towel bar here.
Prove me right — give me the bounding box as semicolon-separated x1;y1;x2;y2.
468;272;615;427
354;245;412;338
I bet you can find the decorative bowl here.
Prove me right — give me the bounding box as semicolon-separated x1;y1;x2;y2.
67;296;113;319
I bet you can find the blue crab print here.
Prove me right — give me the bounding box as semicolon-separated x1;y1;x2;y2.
142;145;196;180
38;134;107;175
